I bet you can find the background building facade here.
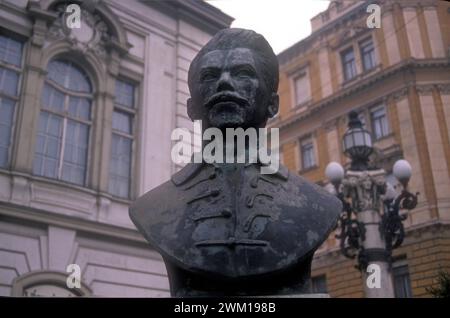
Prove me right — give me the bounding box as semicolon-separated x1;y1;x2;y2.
272;0;450;297
0;0;232;296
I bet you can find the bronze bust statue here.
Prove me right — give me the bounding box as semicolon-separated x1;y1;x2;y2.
130;28;341;297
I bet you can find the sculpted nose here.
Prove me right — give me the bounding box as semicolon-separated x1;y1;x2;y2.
216;72;234;92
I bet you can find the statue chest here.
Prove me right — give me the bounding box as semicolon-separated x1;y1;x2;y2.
130;162;340;278
182;164;284;247
162;164;316;277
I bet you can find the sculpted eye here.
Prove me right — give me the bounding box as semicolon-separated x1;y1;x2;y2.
200;71;218;81
235;68;255;78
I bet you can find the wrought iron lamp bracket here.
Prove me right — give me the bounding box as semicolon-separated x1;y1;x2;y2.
334;173;418;271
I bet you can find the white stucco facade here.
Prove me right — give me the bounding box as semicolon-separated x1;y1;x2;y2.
0;0;232;297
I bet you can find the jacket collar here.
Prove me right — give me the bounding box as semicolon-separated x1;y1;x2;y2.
171;155;288;186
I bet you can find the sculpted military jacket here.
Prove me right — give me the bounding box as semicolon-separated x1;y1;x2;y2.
130;161;341;285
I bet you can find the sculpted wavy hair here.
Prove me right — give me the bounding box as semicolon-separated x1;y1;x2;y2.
188;28;279;95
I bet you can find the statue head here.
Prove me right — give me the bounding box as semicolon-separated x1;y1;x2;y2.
187;28;279;130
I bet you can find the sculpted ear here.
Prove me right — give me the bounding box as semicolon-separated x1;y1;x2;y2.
267;93;279;118
187;98;200;121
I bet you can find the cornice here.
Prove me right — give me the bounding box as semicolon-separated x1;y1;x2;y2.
145;0;234;35
27;1;58;23
436;83;450;94
278;0;371;65
275;59;450;130
0;201;146;244
416;84;435;95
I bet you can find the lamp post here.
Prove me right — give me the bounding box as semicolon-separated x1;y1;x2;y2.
325;111;419;298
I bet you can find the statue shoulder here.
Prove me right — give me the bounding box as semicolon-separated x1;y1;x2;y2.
286;169;343;218
130;163;203;214
129;180;174;238
171;162;204;186
129;163;205;248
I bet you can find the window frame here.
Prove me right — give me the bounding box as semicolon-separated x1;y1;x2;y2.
0;33;25;169
340;46;357;82
300;138;316;171
311;274;328;294
33;59;94;186
359;37;376;72
292;70;311;107
336;33;379;86
108;77;138;199
392;258;413;298
11;271;92;297
353;103;390;142
370;104;390;141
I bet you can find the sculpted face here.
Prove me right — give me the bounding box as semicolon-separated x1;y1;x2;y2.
188;48;278;129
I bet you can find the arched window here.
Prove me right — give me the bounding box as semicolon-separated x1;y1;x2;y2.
11;271;92;297
33;59;92;186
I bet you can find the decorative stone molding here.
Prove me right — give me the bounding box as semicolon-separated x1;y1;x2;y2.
286;61;311;77
418;0;438;10
27;1;58;47
28;0;131;60
390;87;409;102
30;181;96;216
331;21;368;50
11;271;92;297
380;2;395;17
0;203;145;244
323;118;339;132
402;5;419;12
278;1;367;65
413;83;450;96
46;4;110;59
436;83;450;95
398;0;428;10
343;169;386;212
97;196;111;221
422;4;439;11
10;175;31;206
416;84;435;95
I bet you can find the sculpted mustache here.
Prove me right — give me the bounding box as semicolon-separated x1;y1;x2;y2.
203;93;249;109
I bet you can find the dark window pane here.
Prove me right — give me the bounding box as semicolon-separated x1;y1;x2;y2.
0;35;22;66
0;98;15;125
370;106;389;140
301;141;315;169
341;48;357;81
0;67;19;96
109;134;132;198
61;120;89;185
41;83;65;112
115;80;134;108
311;275;328;294
360;38;376;71
33;112;63;178
294;74;310;105
68;96;91;120
112;111;132;134
393;265;413;298
47;60;91;93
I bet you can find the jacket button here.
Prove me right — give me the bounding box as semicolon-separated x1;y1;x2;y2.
221;208;232;217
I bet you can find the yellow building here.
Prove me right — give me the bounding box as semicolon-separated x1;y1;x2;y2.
272;0;450;297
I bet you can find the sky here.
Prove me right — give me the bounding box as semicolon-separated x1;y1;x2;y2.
206;0;331;54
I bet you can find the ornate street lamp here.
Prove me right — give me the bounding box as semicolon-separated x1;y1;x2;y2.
342;111;373;171
325;112;419;298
